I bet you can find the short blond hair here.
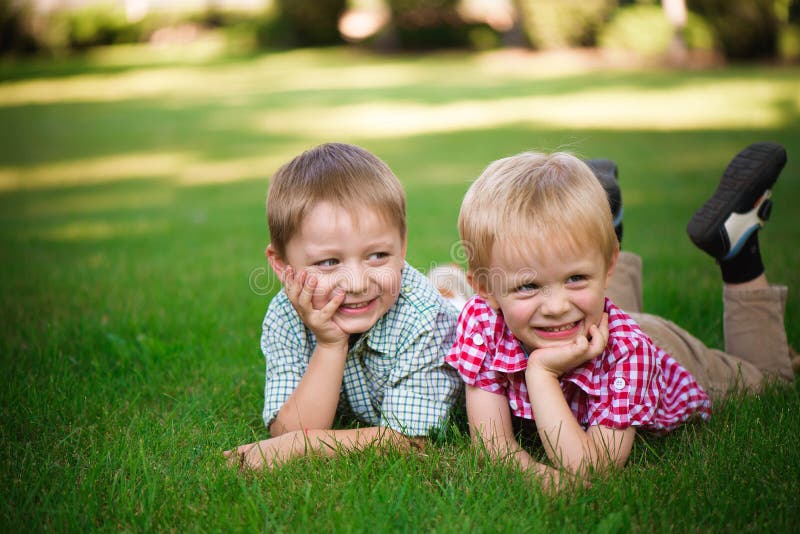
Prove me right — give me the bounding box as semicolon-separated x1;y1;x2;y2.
267;143;406;257
458;151;617;279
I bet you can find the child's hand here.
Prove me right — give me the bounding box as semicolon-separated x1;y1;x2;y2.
224;434;298;470
527;313;609;377
224;440;270;470
282;266;348;347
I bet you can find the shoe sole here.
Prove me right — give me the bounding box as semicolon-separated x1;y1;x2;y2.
686;142;786;259
584;158;624;240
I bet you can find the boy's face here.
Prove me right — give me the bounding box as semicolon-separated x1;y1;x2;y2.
476;239;616;353
269;201;406;335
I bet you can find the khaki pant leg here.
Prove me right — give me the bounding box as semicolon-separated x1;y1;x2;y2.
607;251;643;313
723;285;793;381
630;312;763;401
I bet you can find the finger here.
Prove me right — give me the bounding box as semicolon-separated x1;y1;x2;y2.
320;288;345;317
288;271;309;305
586;327;608;356
586;329;602;355
572;334;589;353
284;267;302;300
596;313;609;335
551;338;586;361
281;265;294;286
592;314;610;347
244;443;266;470
297;272;316;308
224;447;244;468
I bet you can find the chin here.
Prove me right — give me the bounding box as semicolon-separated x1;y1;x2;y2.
336;316;379;335
533;338;575;350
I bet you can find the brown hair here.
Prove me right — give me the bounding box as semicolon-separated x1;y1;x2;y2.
267;143;406;257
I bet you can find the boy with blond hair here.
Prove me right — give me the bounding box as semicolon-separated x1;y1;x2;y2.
446;144;795;485
227;143;462;468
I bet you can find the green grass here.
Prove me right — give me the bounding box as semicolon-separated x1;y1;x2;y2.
2;45;799;531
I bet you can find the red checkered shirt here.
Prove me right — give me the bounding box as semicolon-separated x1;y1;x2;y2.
446;296;711;433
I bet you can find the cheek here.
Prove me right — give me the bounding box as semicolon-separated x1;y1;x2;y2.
574;289;605;316
309;275;336;307
372;266;403;295
501;300;530;327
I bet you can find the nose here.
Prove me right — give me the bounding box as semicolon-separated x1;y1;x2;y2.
340;262;370;295
540;285;570;317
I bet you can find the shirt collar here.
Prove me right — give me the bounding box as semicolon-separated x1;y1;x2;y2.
487;308;529;374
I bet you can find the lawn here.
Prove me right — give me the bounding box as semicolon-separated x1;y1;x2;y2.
1;45;799;531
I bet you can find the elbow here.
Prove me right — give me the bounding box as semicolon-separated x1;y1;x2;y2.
269;418;296;437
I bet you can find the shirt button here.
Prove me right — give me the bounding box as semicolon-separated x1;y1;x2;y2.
472;333;484;346
613;377;627;391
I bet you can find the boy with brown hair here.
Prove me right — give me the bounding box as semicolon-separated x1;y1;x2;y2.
226;143;462;468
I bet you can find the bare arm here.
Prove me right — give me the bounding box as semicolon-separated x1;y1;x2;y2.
525;317;635;476
465;385;559;486
269;341;348;435
526;365;635;475
225;426;417;470
270;268;349;435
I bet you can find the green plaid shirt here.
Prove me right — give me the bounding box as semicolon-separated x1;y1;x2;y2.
261;262;462;437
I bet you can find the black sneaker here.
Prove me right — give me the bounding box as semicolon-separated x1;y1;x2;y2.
585;158;623;243
686;142;786;261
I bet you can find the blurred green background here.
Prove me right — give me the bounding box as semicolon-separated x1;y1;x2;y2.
3;0;800;61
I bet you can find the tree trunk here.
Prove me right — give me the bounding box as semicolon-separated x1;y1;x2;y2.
662;0;688;64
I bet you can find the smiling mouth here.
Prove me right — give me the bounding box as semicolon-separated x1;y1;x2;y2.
535;321;581;338
340;300;373;311
537;320;580;333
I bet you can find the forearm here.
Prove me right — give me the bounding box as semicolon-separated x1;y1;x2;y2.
465;385;560;487
233;426;413;469
306;426;413;456
473;428;561;489
526;367;634;475
271;342;347;435
526;367;594;473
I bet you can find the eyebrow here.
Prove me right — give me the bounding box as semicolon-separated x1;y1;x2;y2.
498;270;539;292
304;238;397;257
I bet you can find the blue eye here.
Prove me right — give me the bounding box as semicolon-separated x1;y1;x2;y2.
368;252;390;261
316;258;339;267
515;282;539;293
567;275;587;284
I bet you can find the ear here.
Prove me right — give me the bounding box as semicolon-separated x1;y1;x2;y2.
266;244;288;281
467;270;500;310
605;244;620;289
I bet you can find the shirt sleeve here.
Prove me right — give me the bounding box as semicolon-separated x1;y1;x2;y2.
379;306;463;437
260;294;311;429
582;337;660;430
445;299;507;396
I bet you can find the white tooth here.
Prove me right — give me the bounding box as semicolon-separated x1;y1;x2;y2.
543;322;575;332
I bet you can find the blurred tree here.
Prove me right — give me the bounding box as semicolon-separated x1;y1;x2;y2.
599;2;715;58
662;0;688;62
515;0;617;49
0;0;38;55
276;0;346;46
383;0;470;50
688;0;778;59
